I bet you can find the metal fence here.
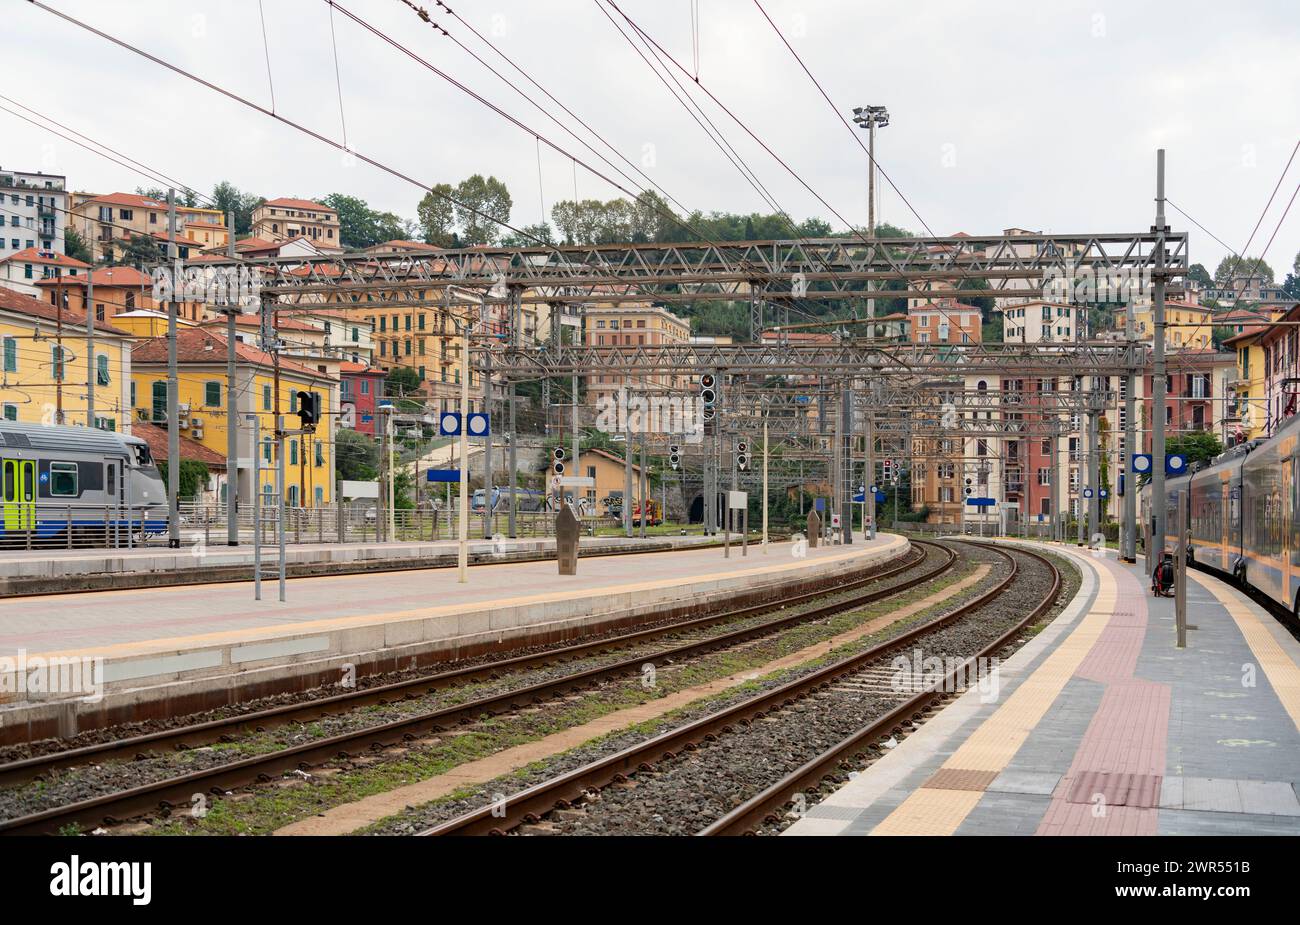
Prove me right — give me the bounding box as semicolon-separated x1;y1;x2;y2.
0;504;168;550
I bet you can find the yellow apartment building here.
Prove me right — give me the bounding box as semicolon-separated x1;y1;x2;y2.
130;327;338;507
0;287;133;431
1224;326;1268;441
69;192;228;263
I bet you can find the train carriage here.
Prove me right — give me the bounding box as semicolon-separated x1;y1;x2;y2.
1240;413;1300;614
1142;412;1300;619
0;421;168;548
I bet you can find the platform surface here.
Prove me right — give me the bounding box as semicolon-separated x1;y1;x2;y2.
1;534;905;660
785;543;1300;836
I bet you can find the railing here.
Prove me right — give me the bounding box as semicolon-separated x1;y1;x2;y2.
0;504;166;551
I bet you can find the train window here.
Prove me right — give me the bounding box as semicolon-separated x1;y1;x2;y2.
1292;458;1300;564
2;461;12;502
131;444;152;466
22;464;32;502
49;462;78;497
106;463;116;499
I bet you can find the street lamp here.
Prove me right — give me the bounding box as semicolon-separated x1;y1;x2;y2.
853;104;889;330
851;105;889;236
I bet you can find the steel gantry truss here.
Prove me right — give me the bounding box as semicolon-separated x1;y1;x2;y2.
209;231;1188;307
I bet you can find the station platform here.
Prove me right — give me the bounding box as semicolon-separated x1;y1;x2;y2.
0;532;720;595
0;532;908;743
786;543;1300;836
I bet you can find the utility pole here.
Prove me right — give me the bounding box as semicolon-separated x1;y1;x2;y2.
166;189;180;549
762;419;769;552
1122;297;1138;561
1151;149;1169;557
840;381;853;545
458;306;470;582
481;300;494;540
1087;388;1101;544
85;270;95;428
54;275;63;425
624;395;633;538
226;209;239;546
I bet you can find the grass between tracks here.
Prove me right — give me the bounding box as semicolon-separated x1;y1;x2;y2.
149;559;988;836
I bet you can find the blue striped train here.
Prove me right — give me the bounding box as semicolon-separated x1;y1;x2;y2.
0;421;168;547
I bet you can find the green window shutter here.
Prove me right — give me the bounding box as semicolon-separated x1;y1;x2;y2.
263;384;272;411
290;440;299;465
96;354;110;386
152;380;167;421
3;338;15;372
205;381;220;406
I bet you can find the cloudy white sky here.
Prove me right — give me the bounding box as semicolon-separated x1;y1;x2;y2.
6;0;1298;273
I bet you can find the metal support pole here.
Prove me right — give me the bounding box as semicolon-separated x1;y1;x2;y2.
866;408;876;540
639;435;647;539
762;420;769;552
85;269;95;428
1176;487;1188;647
458;316;470;583
508;385;518;539
226;209;239;546
247;414;261;600
481;302;494;540
624;405;633;538
166;190;180;548
386;408;396;542
1088;399;1101;544
840;382;853;545
1152;149;1169;555
1122;297;1138;562
276;415;286;602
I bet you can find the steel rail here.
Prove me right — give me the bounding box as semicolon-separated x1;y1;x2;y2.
420;542;1034;836
0;541;953;834
700;541;1062;835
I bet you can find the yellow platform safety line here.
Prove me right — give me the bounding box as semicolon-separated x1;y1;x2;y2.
1189;572;1300;733
31;536;907;662
872;552;1117;835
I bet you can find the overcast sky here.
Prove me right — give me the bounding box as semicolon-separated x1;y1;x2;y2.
7;1;1298;274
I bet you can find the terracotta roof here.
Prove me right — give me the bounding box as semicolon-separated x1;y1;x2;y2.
370;240;437;251
200;314;318;332
233;237;282;252
0;287;129;335
909;300;981;313
80;192;167;210
130;422;227;468
263;197;336;212
0;248;90;269
1223;326;1266;346
184;253;232;263
35;265;151;288
131;327;336;380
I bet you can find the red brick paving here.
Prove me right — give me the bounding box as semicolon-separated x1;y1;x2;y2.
1036;557;1170;836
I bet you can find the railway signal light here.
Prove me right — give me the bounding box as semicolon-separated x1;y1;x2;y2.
295;391;321;430
736;439;749;471
553;446;566;476
669;443;681;470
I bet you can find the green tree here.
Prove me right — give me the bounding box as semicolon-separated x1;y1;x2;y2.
319;193;400;249
112;235;164;268
1214;255;1274;284
156;460;209;500
453;174;512;245
211;181;263;235
1166;431;1224;470
335;429;379;481
64;225;92;264
1188;262;1213;288
384;366;422;402
417;184;456;246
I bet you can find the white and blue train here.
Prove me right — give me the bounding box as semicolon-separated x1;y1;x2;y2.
0;421;168;547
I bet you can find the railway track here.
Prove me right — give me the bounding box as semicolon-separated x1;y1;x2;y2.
0;539;958;835
419;542;1061;836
